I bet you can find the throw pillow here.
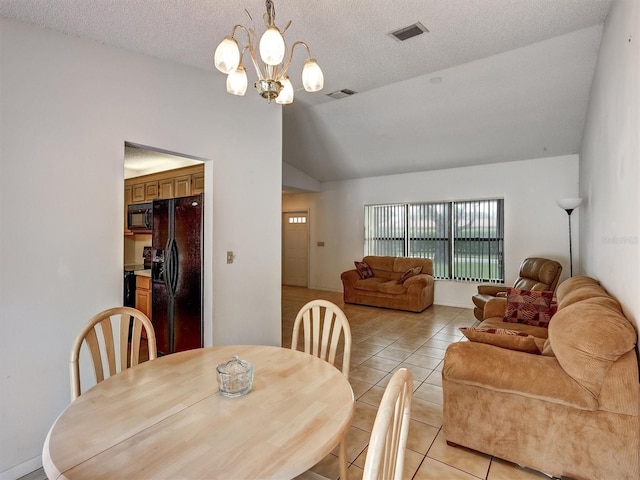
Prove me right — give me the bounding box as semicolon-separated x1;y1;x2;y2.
459;327;541;354
398;266;422;284
503;288;554;327
354;261;374;279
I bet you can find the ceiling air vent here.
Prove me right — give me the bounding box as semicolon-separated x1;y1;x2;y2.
327;89;357;100
390;22;429;42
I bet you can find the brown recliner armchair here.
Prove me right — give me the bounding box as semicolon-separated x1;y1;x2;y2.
471;257;563;321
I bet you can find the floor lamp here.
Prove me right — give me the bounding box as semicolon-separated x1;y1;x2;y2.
557;198;582;277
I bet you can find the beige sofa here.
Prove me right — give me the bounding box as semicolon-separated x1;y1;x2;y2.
341;256;434;312
443;276;639;480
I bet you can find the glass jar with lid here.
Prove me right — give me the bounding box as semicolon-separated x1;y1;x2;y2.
216;356;254;397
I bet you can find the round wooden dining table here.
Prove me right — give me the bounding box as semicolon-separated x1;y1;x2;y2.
42;344;354;480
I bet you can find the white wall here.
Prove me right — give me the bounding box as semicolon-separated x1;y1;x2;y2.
0;19;282;478
283;161;321;192
283;155;579;307
579;0;640;336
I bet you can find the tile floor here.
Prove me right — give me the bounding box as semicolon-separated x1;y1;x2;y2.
282;285;551;480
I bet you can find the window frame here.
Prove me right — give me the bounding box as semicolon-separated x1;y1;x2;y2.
364;199;504;282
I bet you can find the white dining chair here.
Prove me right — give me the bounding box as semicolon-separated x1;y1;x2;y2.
69;306;157;401
291;299;352;479
291;299;352;378
296;367;413;480
362;367;413;479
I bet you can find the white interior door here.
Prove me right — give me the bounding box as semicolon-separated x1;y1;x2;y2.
282;212;309;287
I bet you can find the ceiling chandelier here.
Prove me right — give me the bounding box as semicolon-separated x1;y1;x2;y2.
213;0;324;104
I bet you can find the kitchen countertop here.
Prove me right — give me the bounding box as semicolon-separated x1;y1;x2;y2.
124;264;152;277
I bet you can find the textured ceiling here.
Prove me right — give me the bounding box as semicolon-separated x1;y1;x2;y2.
0;0;613;182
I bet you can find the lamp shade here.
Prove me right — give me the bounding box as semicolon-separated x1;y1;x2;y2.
214;37;240;74
276;76;294;104
226;65;248;96
302;58;324;92
557;198;583;210
259;27;285;65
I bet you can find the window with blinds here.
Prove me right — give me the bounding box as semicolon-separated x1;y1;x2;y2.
364;199;504;282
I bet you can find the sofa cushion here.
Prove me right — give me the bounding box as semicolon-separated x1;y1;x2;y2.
392;256;434;276
555;276;611;310
353;277;386;291
503;288;554;327
354;260;374;279
398;266;422;284
558;284;615;311
549;297;637;397
460;327;541;354
378;280;407;294
363;255;396;275
480;316;550;340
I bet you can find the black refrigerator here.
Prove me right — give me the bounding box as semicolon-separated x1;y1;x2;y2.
151;194;203;355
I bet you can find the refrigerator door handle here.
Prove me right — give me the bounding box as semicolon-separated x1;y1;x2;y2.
165;238;179;296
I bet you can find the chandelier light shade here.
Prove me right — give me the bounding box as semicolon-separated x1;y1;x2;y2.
226;64;248;96
276;75;294;104
214;37;240;74
259;27;286;65
302;58;324;92
213;0;324;103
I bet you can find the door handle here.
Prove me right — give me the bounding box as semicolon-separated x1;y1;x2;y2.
165;239;179;296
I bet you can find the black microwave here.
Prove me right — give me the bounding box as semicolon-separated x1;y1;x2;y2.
127;202;153;231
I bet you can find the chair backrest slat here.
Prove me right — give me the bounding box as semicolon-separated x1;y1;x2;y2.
99;317;117;377
319;307;334;361
83;327;105;384
119;313;130;369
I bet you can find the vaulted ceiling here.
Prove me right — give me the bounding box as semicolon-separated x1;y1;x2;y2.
0;0;613;182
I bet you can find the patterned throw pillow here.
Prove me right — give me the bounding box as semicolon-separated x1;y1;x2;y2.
459;327;541;354
503;288;554;327
398;266;422;284
354;261;374;279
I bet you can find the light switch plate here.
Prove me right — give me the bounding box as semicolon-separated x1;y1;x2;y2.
226;251;234;264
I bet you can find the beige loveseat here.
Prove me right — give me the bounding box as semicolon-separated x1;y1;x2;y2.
443;276;639;480
341;256;434;312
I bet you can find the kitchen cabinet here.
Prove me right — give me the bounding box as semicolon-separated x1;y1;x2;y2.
145;182;159;200
159;174;192;199
130;180;159;203
192;172;204;195
135;275;152;320
174;174;192;197
131;183;145;203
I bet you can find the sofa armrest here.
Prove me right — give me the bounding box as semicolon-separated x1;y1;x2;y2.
340;269;361;286
483;297;507;320
476;284;507;296
443;342;598;409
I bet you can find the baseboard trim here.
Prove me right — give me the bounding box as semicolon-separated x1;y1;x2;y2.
1;456;42;480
